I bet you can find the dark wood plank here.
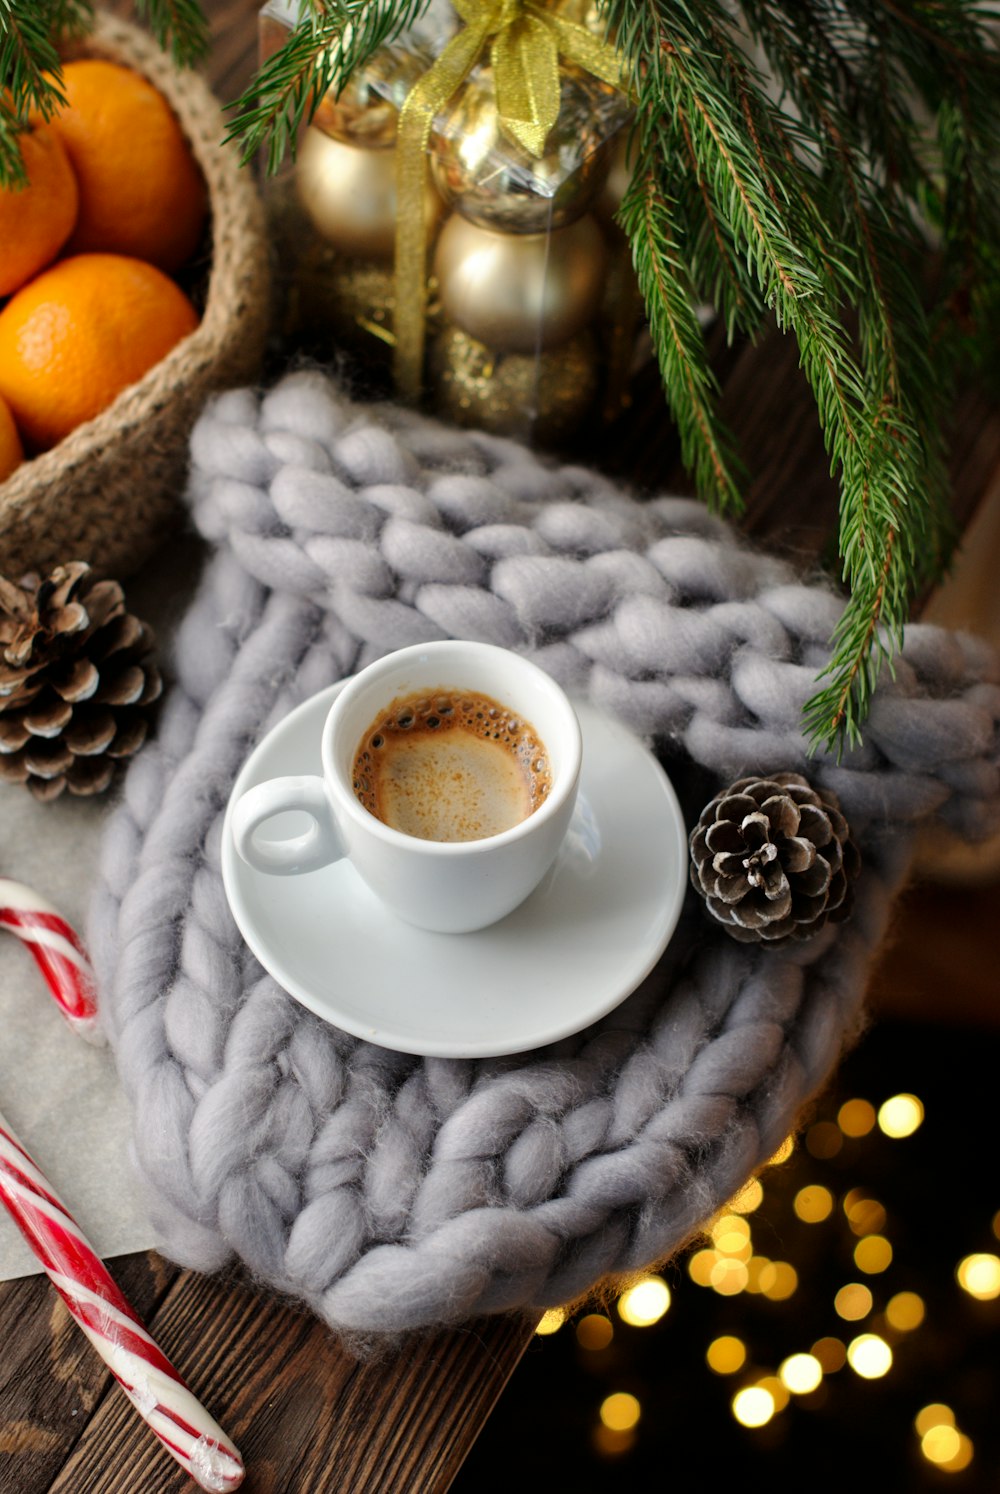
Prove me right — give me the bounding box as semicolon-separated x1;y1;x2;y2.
46;1267;531;1494
0;1254;179;1484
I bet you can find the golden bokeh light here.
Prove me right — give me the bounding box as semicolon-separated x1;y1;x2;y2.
729;1178;764;1215
744;1256;771;1294
711;1214;753;1260
805;1121;843;1159
843;1191;887;1237
710;1257;749;1296
794;1185;834;1223
617;1276;671;1327
956;1253;1000;1300
877;1093;924;1138
779;1353;823;1394
592;1424;636;1459
535;1307;566;1335
914;1404;955;1437
834;1282;873;1320
600;1392;641;1431
811;1337;847;1373
847;1333;893;1379
577;1314;614;1351
767;1134;796;1167
755;1375;790;1412
854;1234;893;1274
706;1335;747;1374
732;1386;775;1427
940;1434;974;1473
688;1249;718;1287
837;1098;877;1137
921;1425;962;1465
760;1261;798;1301
886;1291;925;1332
711;1213;752;1246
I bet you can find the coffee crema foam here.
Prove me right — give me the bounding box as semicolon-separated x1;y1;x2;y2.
351;689;552;842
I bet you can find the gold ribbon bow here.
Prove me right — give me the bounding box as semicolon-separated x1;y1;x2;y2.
393;0;628;398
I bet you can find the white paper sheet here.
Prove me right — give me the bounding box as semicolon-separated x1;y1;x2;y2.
0;781;157;1279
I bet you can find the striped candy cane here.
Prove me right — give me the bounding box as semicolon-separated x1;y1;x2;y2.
0;878;102;1044
0;1112;245;1490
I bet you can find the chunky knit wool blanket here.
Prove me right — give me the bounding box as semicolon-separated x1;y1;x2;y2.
90;370;1000;1341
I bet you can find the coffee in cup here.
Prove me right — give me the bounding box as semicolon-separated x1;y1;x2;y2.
230;640;582;933
351;689;551;842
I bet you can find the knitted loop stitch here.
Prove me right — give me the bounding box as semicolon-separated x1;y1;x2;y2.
91;370;1000;1341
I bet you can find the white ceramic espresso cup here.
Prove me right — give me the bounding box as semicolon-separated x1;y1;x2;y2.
231;640;582;933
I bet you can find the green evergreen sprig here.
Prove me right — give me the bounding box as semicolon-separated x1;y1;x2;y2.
2;0;999;752
225;0;431;174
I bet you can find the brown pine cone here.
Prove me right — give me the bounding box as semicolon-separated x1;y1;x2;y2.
0;562;161;802
689;772;861;945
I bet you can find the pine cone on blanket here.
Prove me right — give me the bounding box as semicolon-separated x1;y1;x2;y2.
690;772;861;944
0;562;161;801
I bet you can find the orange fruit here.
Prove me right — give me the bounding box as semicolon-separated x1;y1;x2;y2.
40;59;208;272
0;393;24;481
0;253;199;451
0;125;79;297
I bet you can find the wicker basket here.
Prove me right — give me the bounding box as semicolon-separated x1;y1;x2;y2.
0;11;271;580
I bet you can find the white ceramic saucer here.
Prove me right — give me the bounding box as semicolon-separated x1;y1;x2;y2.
221;682;688;1058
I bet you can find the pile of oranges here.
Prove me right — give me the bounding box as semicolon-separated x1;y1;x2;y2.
0;59;207;483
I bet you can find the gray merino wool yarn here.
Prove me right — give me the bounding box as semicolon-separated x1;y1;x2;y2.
90;369;1000;1342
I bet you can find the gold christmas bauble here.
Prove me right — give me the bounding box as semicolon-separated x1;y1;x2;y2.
296;127;442;259
313;46;430;150
433;213;607;354
429;69;613;234
429;323;599;443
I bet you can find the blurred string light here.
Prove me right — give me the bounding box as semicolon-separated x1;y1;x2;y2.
779;1353;823;1394
854;1235;893;1274
843;1189;887;1235
767;1134;796;1167
811;1337;846;1372
837;1098;876;1137
794;1184;834;1223
534;1073;986;1478
706;1336;746;1374
617;1276;671;1327
728;1178;764;1214
534;1307;566;1336
956;1253;1000;1300
600;1392;641;1431
885;1291;925;1331
731;1386;775;1427
915;1407;975;1474
877;1093;924;1138
754;1375;790;1413
806;1120;843;1159
846;1333;892;1379
577;1313;614;1350
834;1283;873;1320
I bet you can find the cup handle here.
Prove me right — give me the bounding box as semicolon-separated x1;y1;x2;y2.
231;775;345;875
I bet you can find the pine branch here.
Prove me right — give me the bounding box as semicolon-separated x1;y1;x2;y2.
0;0;74;185
618;129;744;512
3;0;999;754
131;0;210;67
224;0;433;174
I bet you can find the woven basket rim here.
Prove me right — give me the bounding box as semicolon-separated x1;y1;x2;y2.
0;9;266;524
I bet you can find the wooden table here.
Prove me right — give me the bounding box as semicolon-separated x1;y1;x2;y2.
2;4;999;1490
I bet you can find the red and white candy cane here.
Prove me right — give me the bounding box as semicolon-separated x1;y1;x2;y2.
0;877;102;1044
0;1112;245;1491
